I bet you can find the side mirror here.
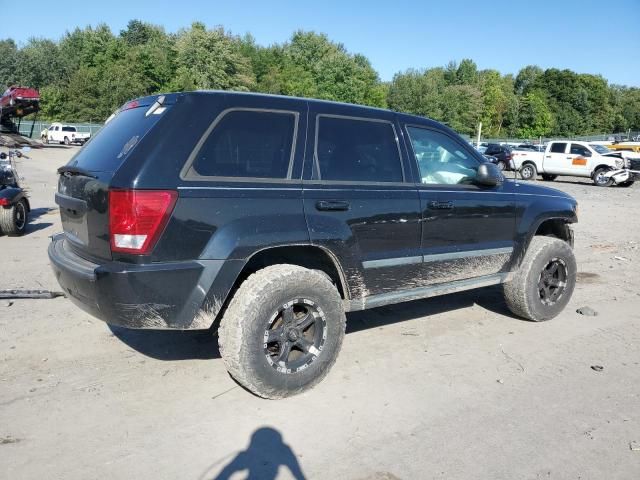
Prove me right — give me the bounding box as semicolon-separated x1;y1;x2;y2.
476;162;503;187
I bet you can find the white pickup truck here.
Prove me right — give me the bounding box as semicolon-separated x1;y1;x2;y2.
512;140;636;187
41;123;90;146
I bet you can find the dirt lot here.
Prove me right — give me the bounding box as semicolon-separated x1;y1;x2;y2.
1;146;639;480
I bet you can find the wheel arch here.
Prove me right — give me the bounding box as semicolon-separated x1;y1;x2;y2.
197;244;350;330
514;214;576;269
590;164;613;177
238;244;349;300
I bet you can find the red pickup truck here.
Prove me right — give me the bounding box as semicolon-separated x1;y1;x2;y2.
0;86;40;117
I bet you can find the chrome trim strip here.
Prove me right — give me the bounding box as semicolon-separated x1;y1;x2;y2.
422;247;513;263
344;273;511;312
363;255;422;269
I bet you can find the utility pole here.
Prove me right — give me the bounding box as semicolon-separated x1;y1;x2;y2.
476;122;482;148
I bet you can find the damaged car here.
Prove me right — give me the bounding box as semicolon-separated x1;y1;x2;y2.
49;91;579;398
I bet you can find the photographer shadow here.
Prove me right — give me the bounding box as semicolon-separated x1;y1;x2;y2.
209;427;306;480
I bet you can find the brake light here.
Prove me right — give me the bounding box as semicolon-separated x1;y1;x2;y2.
0;198;10;206
123;100;140;111
109;190;177;254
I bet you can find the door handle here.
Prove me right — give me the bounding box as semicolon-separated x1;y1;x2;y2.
428;200;454;210
316;200;350;211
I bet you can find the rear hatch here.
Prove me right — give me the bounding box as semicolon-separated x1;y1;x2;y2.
56;95;175;261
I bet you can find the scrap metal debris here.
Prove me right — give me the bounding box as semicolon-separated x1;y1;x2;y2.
590;365;604;372
630;441;640;451
576;306;598;316
0;289;65;299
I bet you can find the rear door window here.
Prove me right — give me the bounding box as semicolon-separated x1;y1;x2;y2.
315;116;403;183
550;142;567;153
190;110;297;179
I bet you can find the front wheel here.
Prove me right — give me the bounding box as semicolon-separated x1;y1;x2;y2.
503;236;576;322
593;167;613;187
0;199;28;236
520;163;537;181
218;264;346;399
496;160;507;171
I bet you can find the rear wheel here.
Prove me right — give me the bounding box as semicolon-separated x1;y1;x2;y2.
503;236;576;322
0;199;28;236
63;136;70;145
593;167;613;187
520;163;537;181
618;181;634;188
218;264;346;399
541;174;557;181
496;160;507;171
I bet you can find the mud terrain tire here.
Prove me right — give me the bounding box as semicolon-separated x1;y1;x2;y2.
218;264;346;399
503;236;576;322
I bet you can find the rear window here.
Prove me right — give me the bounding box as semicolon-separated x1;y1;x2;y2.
67;105;163;172
62;126;76;132
315;116;403;183
191;110;297;179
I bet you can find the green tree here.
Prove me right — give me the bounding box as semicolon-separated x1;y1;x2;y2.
0;39;19;88
170;22;255;91
517;91;553;138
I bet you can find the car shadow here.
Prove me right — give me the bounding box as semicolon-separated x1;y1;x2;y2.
109;325;221;360
29;207;57;221
24;221;53;235
110;285;519;361
41;144;72;149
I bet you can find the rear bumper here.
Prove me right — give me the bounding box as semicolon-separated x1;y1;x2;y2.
48;234;228;329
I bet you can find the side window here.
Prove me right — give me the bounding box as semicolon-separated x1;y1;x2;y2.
550;142;567;153
570;144;591;156
406;126;479;185
191;110;296;179
315;116;403;183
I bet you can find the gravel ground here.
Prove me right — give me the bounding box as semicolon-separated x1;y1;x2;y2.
1;146;639;480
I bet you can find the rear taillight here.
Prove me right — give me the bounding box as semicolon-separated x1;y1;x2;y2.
0;198;10;206
109;189;177;254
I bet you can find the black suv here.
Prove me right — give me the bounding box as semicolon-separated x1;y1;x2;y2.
484;143;514;170
49;92;578;398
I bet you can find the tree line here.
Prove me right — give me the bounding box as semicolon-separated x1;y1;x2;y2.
1;20;639;138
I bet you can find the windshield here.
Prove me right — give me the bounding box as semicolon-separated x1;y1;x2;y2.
590;144;611;154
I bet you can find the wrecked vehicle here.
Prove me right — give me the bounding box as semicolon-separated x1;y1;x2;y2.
0;147;30;235
603;152;640;187
49;91;578;398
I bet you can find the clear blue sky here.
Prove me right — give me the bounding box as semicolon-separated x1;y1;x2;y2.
2;0;639;86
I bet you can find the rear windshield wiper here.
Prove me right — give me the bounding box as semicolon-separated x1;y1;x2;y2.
57;166;98;179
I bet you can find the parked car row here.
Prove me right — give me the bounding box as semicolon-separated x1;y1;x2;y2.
473;139;639;187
